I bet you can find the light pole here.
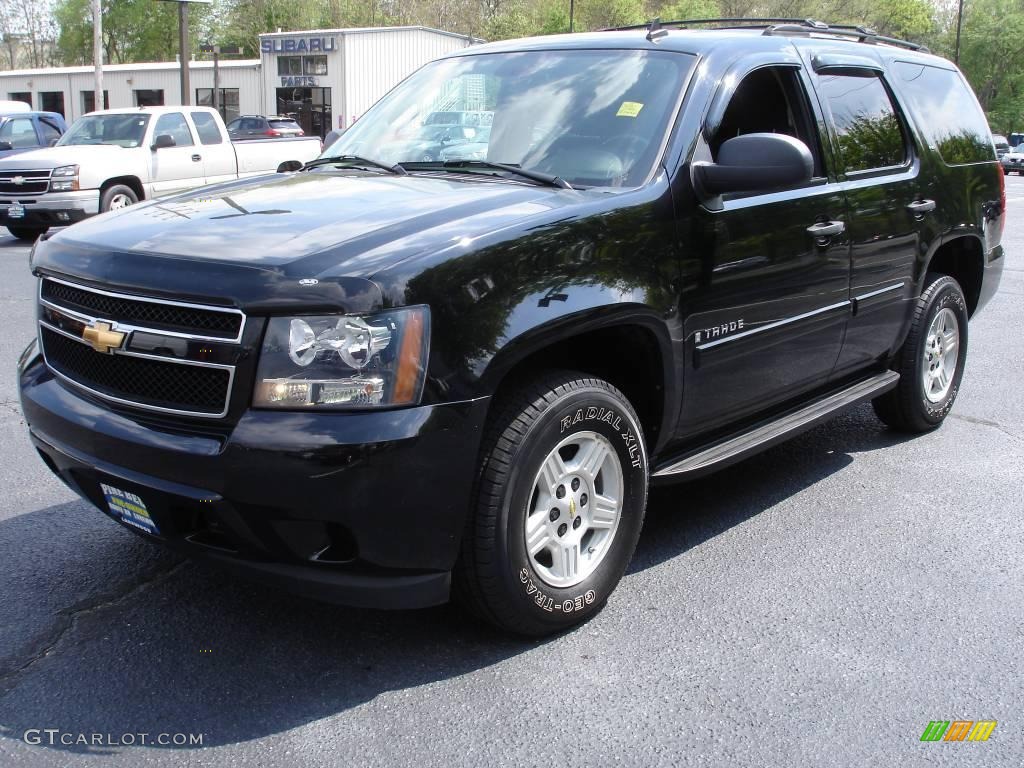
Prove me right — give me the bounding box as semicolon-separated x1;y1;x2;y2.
954;0;965;64
92;0;102;111
569;0;575;33
157;0;211;106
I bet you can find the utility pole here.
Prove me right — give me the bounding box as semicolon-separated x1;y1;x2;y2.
954;0;965;64
178;1;190;104
92;0;102;111
569;0;575;32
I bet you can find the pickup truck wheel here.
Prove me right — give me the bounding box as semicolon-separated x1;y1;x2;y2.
455;370;648;636
101;185;138;212
6;226;47;241
873;274;969;432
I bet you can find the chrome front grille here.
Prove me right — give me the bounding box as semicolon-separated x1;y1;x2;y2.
38;277;245;419
0;169;52;195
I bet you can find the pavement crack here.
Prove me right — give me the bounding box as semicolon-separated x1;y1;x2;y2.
949;413;1023;443
0;560;187;693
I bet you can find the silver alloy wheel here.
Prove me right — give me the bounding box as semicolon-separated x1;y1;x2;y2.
108;193;134;210
922;307;960;403
525;431;623;589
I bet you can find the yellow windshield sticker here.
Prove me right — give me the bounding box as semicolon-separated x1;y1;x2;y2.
616;101;644;118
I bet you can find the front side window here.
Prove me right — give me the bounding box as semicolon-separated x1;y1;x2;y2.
892;62;995;165
153;112;194;147
819;74;907;173
713;65;825;179
57;114;151;148
0;117;39;148
324;49;694;188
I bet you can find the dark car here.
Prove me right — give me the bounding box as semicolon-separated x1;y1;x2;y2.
19;20;1003;636
226;115;304;140
0;111;66;158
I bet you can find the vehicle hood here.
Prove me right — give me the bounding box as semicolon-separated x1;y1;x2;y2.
35;170;599;313
0;144;124;170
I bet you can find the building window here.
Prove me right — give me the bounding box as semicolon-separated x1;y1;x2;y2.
134;89;164;107
304;55;327;76
278;57;301;76
277;56;327;76
196;87;240;123
8;92;32;108
81;90;110;112
40;91;65;116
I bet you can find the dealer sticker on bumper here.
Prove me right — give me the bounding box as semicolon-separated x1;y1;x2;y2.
7;204;24;219
100;483;159;535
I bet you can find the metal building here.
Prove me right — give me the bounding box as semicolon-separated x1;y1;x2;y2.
0;26;478;137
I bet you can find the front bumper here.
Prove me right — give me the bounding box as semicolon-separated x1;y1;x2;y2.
0;190;99;229
19;347;489;609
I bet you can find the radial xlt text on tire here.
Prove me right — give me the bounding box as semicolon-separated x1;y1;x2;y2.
456;371;649;636
873;274;970;432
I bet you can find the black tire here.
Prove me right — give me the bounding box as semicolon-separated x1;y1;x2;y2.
100;184;139;213
873;274;969;432
6;226;47;241
455;370;648;636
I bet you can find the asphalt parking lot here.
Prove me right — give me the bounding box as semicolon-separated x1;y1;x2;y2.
0;179;1021;768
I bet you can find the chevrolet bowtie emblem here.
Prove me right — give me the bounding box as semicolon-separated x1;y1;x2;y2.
82;321;125;354
11;176;25;185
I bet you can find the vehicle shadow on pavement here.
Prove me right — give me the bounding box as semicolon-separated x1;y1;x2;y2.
631;404;910;574
0;406;912;756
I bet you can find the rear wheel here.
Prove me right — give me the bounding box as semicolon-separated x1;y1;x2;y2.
455;370;648;636
6;226;47;241
873;274;969;432
101;184;138;213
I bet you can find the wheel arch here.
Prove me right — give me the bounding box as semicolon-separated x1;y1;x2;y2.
923;234;984;316
100;176;145;202
478;308;679;456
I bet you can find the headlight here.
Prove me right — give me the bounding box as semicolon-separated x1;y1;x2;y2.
49;164;79;192
253;306;429;410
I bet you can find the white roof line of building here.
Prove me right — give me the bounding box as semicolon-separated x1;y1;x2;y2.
0;59;261;78
258;25;480;43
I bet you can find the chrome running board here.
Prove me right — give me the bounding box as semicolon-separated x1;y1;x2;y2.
652;370;900;480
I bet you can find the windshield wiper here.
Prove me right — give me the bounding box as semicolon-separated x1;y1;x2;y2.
303;155;407;175
405;160;573;189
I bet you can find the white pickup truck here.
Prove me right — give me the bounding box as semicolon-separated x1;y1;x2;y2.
0;105;322;240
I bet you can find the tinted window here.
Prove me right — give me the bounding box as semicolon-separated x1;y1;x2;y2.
269;119;300;129
819;74;906;173
191;111;223;145
154;112;194;147
893;62;996;165
714;66;825;178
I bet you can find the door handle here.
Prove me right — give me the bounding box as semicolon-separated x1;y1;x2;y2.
191;154;202;162
906;199;936;216
806;220;845;239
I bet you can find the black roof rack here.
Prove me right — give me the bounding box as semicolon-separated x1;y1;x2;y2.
607;17;929;53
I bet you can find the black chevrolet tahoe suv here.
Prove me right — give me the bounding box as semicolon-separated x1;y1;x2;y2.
18;20;1004;636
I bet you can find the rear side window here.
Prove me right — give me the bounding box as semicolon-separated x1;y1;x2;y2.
153;112;194;147
190;112;223;145
892;62;996;165
39;118;62;144
818;74;907;173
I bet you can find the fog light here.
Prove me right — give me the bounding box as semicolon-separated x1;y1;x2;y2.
56;212;70;221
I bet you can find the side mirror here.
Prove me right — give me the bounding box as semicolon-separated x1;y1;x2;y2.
277;160;303;173
47;137;59;147
151;134;176;150
696;133;813;196
0;141;12;151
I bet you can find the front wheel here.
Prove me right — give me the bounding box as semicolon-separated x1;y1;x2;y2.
100;184;138;213
6;226;47;241
873;274;969;432
455;371;648;636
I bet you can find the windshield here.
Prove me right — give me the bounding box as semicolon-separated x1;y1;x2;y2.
323;49;694;188
58;114;151;148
